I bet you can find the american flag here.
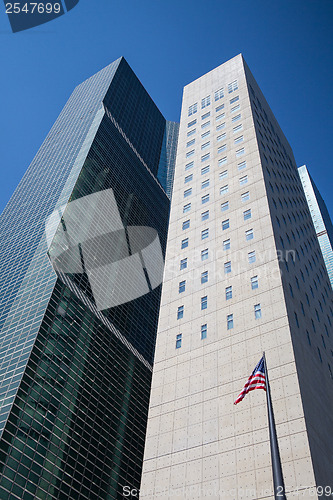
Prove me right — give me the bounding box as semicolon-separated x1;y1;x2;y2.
234;356;266;405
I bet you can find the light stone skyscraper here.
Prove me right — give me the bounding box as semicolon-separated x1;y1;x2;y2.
140;54;333;499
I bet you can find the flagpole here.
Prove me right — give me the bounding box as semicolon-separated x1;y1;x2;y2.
263;352;287;499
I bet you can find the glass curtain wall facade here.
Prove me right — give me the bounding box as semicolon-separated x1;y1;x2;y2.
0;58;178;499
298;165;333;289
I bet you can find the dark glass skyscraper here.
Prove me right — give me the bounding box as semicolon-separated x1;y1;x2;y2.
0;57;178;499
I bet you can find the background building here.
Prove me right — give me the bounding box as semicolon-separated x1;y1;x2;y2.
298;165;333;289
0;57;178;499
141;54;333;499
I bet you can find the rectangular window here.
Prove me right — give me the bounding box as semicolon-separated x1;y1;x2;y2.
219;156;227;166
201;324;207;339
216;104;224;112
243;208;251;220
187;128;196;137
201;248;208;261
232;114;241;122
188;103;198;116
251;275;258;289
248;251;256;263
254;304;262;319
218;144;227;154
201;95;211;108
201;296;208;310
202;112;210;120
201;141;210;150
201;120;210;129
201;270;208;284
223;239;231;250
184;188;192;198
239;175;248;185
221;201;229;212
179;280;186;293
201;153;210;162
216;122;226;131
201;179;210;189
220;185;229;195
216;113;225;121
201;210;209;221
176;333;182;349
181;238;189;249
226;286;232;300
184;174;193;184
186;149;195;158
217;133;226;141
201;228;209;240
201;130;210;138
227;313;234;329
201;165;210;175
201;194;210;204
234;135;243;144
182;220;190;230
238;160;246;171
236;148;245;157
224;261;231;274
188;119;197;128
185;161;194;171
222;219;230;230
183;203;191;213
180;258;188;270
233;124;243;133
219;170;228;180
228;80;238;93
245;229;254;240
230;95;239;104
241;191;250;202
187;139;195;147
215;87;224;101
177;305;184;320
231;104;241;113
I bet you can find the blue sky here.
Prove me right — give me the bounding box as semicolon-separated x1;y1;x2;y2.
0;0;332;216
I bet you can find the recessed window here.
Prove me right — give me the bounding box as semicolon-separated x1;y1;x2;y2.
221;201;229;212
184;188;192;198
201;130;210;139
215;87;224;101
185;161;194;171
182;220;190;230
236;148;245;157
185;174;193;184
251;275;258;289
201;165;210;175
243;208;251;220
186;150;195;158
218;144;227;154
201;153;210;162
201;210;209;221
224;261;231;274
222;219;230;230
254;303;262;319
201;228;209;240
220;185;229;195
201;141;210;150
201;324;207;339
180;258;187;270
219;156;227;166
201;248;209;261
188;103;198;116
238;160;247;170
234;135;243;144
248;251;256;263
201;296;208;310
230;95;239;104
245;229;254;240
216;113;225;121
226;286;232;300
217;133;226;141
201;120;210;129
187;139;195;147
239;175;248;185
216;104;224;112
216;122;226;131
183;203;191;213
231;104;241;113
202;194;210;204
202;112;210;120
179;280;186;293
176;333;182;349
233;124;243;133
202;95;211;109
219;170;228;180
188;119;197;128
177;305;184;320
201;179;210;189
201;271;208;284
241;191;250;202
227;313;234;329
187;128;196;137
223;239;231;250
232;114;241;122
228;80;238;93
181;238;189;249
